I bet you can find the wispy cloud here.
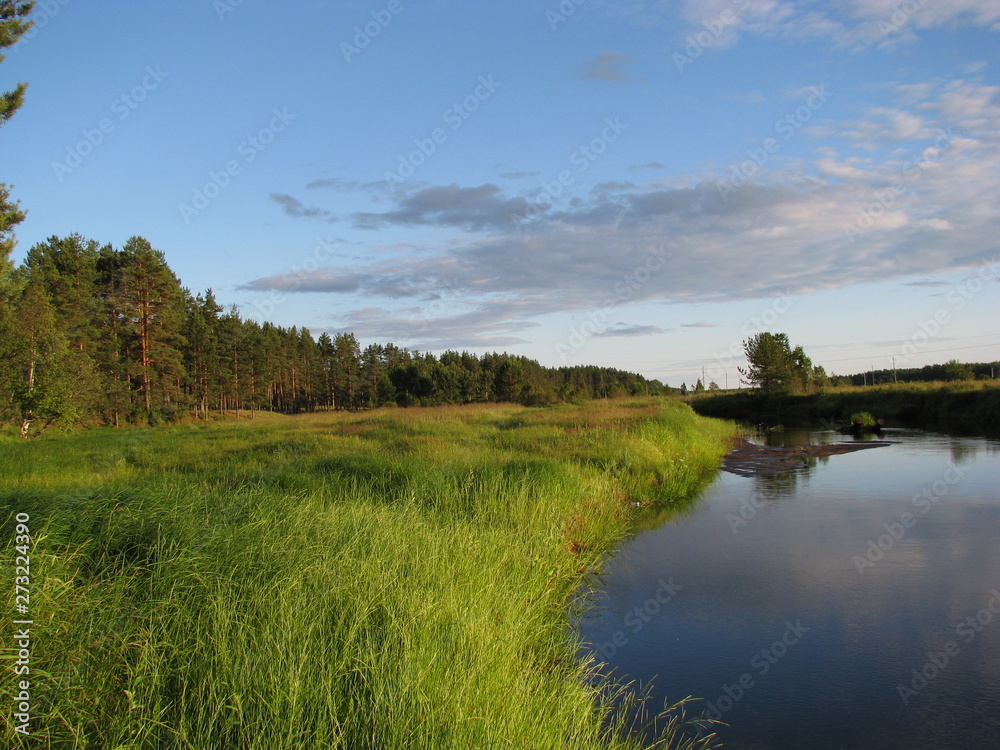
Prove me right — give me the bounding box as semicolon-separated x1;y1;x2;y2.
353;184;536;231
594;323;668;337
580;51;638;83
903;280;950;288
303;177;389;193
331;301;542;350
248;77;1000;350
497;170;542;180
629;161;665;171
270;193;336;221
672;0;1000;53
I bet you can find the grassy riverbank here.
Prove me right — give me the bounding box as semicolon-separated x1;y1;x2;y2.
2;399;735;749
689;381;1000;436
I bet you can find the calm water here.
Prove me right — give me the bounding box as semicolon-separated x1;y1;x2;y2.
578;428;1000;749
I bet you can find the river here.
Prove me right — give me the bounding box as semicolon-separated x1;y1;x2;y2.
578;427;1000;749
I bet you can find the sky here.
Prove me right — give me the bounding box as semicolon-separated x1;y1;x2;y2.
2;0;999;388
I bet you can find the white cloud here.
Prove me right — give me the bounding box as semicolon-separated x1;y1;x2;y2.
933;80;1000;131
916;218;955;231
816;155;872;179
249;77;1000;350
672;0;1000;52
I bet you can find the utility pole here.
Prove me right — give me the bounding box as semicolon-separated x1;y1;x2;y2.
892;357;897;384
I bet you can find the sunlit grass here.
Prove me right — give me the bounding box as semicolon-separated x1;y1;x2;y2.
2;399;736;749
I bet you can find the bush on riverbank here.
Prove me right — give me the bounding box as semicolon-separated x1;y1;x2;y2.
1;399;734;749
689;382;1000;435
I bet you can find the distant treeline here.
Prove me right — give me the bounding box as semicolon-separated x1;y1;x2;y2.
691;383;1000;436
844;361;997;386
0;235;668;435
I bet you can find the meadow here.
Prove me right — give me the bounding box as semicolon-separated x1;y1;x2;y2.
2;399;736;749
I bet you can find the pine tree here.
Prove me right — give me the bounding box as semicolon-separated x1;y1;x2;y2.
238;317;265;416
0;2;34;296
219;306;248;416
317;332;336;409
23;234;104;351
104;237;188;422
6;279;97;436
182;290;223;417
94;245;134;424
739;332;811;395
296;327;322;412
0;184;24;293
331;332;361;410
12;281;55;435
360;343;396;408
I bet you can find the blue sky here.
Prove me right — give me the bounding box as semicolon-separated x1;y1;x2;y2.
3;0;999;387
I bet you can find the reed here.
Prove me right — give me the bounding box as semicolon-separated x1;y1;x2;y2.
1;399;735;749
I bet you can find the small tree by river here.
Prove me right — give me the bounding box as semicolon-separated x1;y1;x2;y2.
738;332;814;395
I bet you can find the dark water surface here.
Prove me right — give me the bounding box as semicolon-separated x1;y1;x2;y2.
578;428;1000;749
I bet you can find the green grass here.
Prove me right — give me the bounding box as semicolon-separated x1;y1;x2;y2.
1;400;736;749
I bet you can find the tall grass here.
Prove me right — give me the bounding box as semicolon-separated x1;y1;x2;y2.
1;399;736;749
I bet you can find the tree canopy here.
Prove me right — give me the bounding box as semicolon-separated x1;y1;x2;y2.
0;1;33;283
0;1;33;125
738;332;815;395
0;234;670;434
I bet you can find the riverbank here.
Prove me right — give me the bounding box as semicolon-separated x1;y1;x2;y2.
1;399;735;749
689;382;1000;436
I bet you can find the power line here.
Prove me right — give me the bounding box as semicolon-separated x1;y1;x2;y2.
818;342;1000;364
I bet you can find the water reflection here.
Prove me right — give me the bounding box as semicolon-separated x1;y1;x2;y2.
579;428;1000;750
949;438;979;466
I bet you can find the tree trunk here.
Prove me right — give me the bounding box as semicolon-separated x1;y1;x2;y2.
140;298;152;414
